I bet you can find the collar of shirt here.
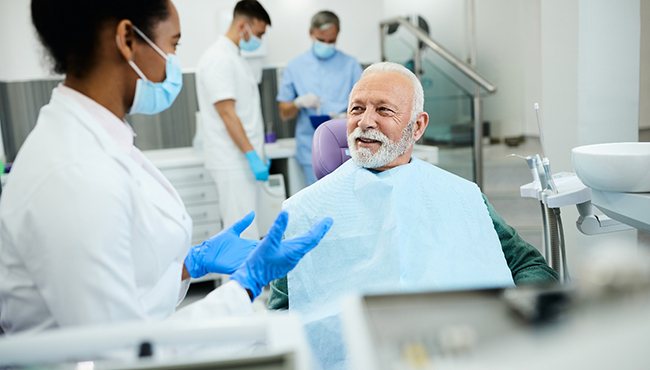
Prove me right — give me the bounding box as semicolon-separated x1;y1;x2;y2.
56;84;180;198
57;84;136;154
218;34;241;56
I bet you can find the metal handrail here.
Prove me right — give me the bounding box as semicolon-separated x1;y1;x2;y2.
379;17;497;94
379;16;495;187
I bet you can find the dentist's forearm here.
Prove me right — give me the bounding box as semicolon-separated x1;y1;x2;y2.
215;100;254;153
279;101;298;121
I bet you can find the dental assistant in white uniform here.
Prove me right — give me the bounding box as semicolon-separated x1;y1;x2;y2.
196;0;271;240
0;0;331;335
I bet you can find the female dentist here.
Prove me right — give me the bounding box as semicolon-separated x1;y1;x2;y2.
0;0;332;334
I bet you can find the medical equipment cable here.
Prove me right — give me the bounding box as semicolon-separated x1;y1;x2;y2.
540;202;551;261
546;206;561;275
554;208;571;281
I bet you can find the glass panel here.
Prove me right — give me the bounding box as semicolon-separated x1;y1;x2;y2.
381;23;475;181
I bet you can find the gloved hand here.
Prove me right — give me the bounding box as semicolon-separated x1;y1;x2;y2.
244;150;269;181
184;212;258;278
294;93;320;109
231;211;333;299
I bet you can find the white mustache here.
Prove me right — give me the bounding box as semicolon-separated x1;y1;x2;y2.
348;128;390;145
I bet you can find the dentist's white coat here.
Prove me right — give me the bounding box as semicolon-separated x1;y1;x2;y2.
0;87;251;334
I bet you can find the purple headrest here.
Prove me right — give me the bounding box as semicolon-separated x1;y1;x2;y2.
311;119;351;180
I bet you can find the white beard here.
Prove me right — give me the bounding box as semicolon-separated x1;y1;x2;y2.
347;121;415;169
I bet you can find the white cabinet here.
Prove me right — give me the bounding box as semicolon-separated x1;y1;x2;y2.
143;148;222;246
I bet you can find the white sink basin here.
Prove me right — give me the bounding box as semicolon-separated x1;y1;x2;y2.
572;142;650;192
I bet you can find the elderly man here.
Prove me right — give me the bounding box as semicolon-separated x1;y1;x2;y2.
277;10;362;185
268;62;557;369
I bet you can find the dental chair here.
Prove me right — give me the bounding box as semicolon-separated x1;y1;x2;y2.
311;119;350;180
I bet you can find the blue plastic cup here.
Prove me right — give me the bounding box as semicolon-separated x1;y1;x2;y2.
265;132;277;143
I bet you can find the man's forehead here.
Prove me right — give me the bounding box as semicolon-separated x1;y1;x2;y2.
349;94;399;106
350;72;412;102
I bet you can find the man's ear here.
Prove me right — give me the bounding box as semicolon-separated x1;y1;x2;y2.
412;112;430;141
235;17;248;32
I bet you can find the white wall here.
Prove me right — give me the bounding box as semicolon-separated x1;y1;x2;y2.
381;0;544;138
640;0;650;130
541;0;640;274
0;0;382;81
259;0;382;67
2;0;647;137
577;0;640;146
475;0;527;138
175;0;383;69
382;0;468;58
0;0;55;81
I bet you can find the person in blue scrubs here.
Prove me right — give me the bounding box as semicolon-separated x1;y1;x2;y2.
277;10;362;185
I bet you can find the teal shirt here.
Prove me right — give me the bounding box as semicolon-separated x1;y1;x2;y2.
267;195;558;310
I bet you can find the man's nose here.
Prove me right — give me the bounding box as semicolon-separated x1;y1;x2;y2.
357;111;378;130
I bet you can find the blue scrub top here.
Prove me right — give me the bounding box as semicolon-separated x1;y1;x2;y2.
277;49;362;167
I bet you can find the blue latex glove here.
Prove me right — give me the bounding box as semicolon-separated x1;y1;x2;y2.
184;212;258;278
245;150;269;181
231;211;333;299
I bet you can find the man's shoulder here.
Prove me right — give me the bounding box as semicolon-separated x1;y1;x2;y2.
411;157;472;179
334;50;360;64
197;39;238;69
284;50;314;70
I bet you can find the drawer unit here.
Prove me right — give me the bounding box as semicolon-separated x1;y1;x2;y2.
175;183;219;205
192;221;223;245
144;148;224;284
158;165;210;186
186;202;222;225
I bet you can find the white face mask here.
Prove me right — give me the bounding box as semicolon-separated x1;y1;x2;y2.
347;121;415;168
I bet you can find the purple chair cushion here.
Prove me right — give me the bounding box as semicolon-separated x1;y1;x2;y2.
311;119;351;180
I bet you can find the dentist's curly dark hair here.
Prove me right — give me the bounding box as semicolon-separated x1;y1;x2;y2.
31;0;170;77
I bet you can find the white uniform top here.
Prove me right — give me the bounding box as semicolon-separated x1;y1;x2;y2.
196;35;265;171
0;85;251;334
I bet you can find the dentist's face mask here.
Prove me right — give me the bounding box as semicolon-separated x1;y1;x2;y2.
126;25;183;115
240;24;262;52
313;39;336;60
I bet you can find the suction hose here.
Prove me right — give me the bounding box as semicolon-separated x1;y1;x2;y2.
547;207;561;276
